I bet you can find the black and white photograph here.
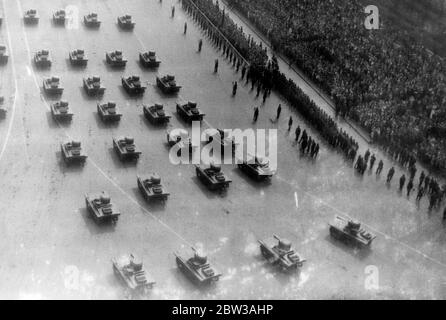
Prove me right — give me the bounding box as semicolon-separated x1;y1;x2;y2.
0;0;445;304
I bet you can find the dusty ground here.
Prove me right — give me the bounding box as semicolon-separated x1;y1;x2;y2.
0;0;444;299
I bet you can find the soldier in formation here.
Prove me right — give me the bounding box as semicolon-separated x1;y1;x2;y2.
232;81;238;96
253;106;259;123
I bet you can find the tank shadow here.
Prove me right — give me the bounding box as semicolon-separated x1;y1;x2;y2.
82;23;100;31
117;85;146;101
79;207;117;235
130;187;167;213
107;147;139;169
93;111;120;129
78;86;105;101
46;111;72;129
324;234;372;260
190;175;229;200
65;58;87;71
252;252;302;285
103;59;127;72
56;151;86;173
139;114;169;130
231;167;272;189
51;19;65;28
45;111;59;129
169;266;219;293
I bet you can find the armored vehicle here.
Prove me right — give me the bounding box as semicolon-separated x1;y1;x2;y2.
61;140;87;165
329;216;376;248
143;103;171;125
43;76;64;95
85;192;120;224
83;76;105;96
69;49;88;66
84;13;101;28
117;15;135;30
97;102;122;122
24;9;39;24
122;76;146;95
51;101;73;121
106;50;127;68
0;15;2;26
156;75;181;94
0;45;8;64
258;235;305;271
34;50;51;68
175;248;221;286
113;137;141;161
176;101;205;123
53;10;66;25
137;174;169;202
238;156;274;181
112;254;155;294
195;163;231;191
139;51;161;68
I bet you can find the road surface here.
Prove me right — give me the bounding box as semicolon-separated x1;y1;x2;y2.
0;0;444;299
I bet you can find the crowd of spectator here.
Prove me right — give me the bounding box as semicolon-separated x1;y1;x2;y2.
183;0;363;170
226;0;446;175
182;0;446;212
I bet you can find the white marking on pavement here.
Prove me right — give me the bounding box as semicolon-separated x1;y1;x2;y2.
0;0;19;164
294;191;298;209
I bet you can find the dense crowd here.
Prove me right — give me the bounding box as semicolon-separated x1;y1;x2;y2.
227;0;446;174
182;0;446;213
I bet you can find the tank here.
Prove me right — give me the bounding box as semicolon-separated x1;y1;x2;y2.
143;103;171;125
24;9;39;24
61;140;87;165
176;101;205;123
117;15;135;30
69;49;88;66
195;163;231;191
0;45;8;64
137;174;170;202
175;248;221;286
83;76;105;96
43;76;64;95
258;235;305;271
139;51;161;68
51;101;73;121
238;156;274;181
97;102;122;122
122;76;146;95
113;137;141;161
53;10;66;24
84;13;101;28
156;75;181;94
329;216;376;248
106;50;127;68
34;50;51;68
85;192;120;224
112;254;155;294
